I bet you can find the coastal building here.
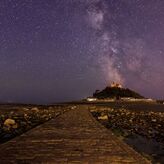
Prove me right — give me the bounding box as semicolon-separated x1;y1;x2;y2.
86;97;97;102
110;82;122;88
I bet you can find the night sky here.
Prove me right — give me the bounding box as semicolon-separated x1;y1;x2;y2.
0;0;164;104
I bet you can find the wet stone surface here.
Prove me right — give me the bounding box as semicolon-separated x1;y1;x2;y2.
91;106;164;163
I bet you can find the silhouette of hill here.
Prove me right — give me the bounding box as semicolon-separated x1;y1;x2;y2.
93;87;144;99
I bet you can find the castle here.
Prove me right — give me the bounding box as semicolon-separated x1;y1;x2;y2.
110;82;122;88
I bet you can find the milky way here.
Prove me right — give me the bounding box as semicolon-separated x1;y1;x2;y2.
0;0;164;103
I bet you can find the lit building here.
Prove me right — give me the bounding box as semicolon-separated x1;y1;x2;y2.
111;82;122;88
86;97;97;102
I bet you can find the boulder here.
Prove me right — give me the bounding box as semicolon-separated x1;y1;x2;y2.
3;118;18;130
31;107;39;112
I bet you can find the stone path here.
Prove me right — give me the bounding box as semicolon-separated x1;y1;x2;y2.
0;106;150;163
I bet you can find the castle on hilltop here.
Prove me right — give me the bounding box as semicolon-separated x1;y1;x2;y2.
110;82;122;88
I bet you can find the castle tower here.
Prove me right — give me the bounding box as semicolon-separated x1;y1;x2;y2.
111;82;122;88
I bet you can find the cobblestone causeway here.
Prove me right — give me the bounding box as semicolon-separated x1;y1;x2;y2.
0;106;150;164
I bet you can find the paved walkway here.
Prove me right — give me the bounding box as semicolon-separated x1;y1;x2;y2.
0;106;150;163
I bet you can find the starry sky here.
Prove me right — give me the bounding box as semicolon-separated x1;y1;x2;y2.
0;0;164;104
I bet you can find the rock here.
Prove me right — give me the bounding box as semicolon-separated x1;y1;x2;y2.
10;111;14;115
157;124;161;127
98;115;108;120
24;113;28;118
4;119;15;126
152;119;156;122
3;118;18;130
71;106;77;109
31;107;39;112
23;108;29;111
48;107;53;110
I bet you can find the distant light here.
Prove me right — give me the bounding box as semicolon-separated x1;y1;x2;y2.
87;97;97;102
